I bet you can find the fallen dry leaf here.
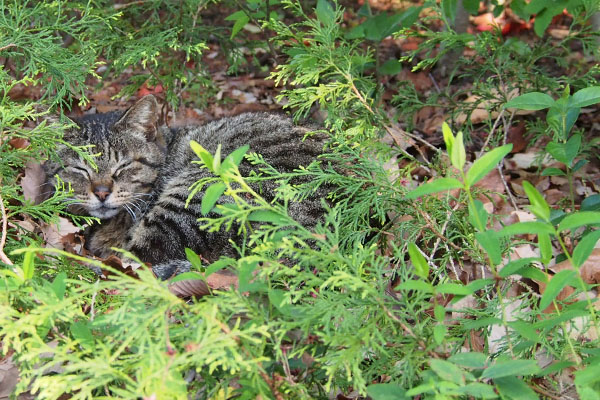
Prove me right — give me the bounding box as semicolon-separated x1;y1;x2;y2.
21;162;46;204
168;271;238;298
0;356;19;399
40;217;81;250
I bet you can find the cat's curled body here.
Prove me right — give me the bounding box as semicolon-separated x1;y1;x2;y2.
44;95;325;279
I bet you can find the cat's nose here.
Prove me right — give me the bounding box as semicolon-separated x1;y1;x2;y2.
92;185;112;201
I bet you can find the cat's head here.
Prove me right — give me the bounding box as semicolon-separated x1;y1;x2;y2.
44;95;168;220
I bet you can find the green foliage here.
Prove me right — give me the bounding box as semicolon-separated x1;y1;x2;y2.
1;0;600;399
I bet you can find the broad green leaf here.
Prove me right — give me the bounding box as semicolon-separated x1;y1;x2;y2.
498;258;538;278
437;282;473;295
465;144;512;187
499;221;555;236
238;260;267;293
269;289;293;316
541;167;566;176
169;271;205;283
379;59;403;75
582;194;600;211
185;248;203;270
462;0;480;14
558;211;600;232
538;233;552;265
442;122;454;154
505;92;554;110
441;0;458;22
212;144;222;173
494;376;538;400
247;210;289;224
434;304;445;321
468;199;488;231
570;86;600;108
51;271;67;300
430;359;466;385
22;250;35;281
572;159;588;173
205;258;232;277
481;359;540;379
190;140;214;172
450;130;466;170
508;320;540;342
315;0;335;23
575;364;600;387
366;383;409;400
459;383;498;399
201;182;226;215
221;144;249;174
398;279;434;293
225;11;249;39
433;324;446;345
533;7;556;36
475;231;502;266
539;269;576;311
448;352;488;369
522;181;550;221
518;266;548;283
404;178;463;200
546;135;581;166
572;230;600;268
70;321;95;350
408;243;429;278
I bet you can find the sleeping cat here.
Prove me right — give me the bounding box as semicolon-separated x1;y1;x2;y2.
43;95;326;279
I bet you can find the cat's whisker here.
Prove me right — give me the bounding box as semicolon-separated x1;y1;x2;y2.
123;204;136;221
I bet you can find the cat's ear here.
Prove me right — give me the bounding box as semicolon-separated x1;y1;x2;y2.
114;95;159;141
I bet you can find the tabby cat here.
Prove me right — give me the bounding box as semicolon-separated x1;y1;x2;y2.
43;95;326;279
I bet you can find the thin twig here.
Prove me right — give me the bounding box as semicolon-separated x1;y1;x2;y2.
0;44;17;52
0;178;13;265
415;207;462;251
477;109;505;158
382;304;440;359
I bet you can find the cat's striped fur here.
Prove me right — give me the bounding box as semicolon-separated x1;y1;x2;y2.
44;95;325;279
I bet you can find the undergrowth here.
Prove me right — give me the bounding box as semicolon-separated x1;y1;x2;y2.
1;0;600;399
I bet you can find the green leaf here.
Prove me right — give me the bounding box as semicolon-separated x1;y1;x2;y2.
468;199;488;231
433;324;447;345
465;144;512;187
212;144;222;173
570;86;600;108
51;271;67;300
221;145;249;174
539;269;576;311
582;194;600;211
450;130;466;170
499;258;538;278
442;122;454;154
430;359;466;385
575;364;600;387
70;321;95;350
522;181;550;221
379;59;403;75
366;384;409;400
541;167;566;176
169;271;205;283
185;248;203;270
558;211;600;232
448;352;488;369
404;178;463;200
573;230;600;268
205;258;232;277
269;288;293;316
315;0;335;23
458;382;498;399
505;92;554;110
190;140;214;172
201;182;226;215
481;359;540;379
538;233;552;265
408;243;429;279
248;210;289;224
436;282;473;295
546;135;581;166
475;231;502;266
462;0;480;14
225;11;249;39
499;221;555;236
494;376;538;400
508;320;541;342
533;6;556;36
398;279;434;293
434;304;445;321
22;250;35;281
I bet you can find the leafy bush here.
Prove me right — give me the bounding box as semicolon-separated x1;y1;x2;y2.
1;0;600;399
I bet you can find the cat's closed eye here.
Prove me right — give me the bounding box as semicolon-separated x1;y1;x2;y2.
67;165;91;178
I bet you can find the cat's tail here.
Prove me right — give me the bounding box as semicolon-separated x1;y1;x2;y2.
151;259;191;280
